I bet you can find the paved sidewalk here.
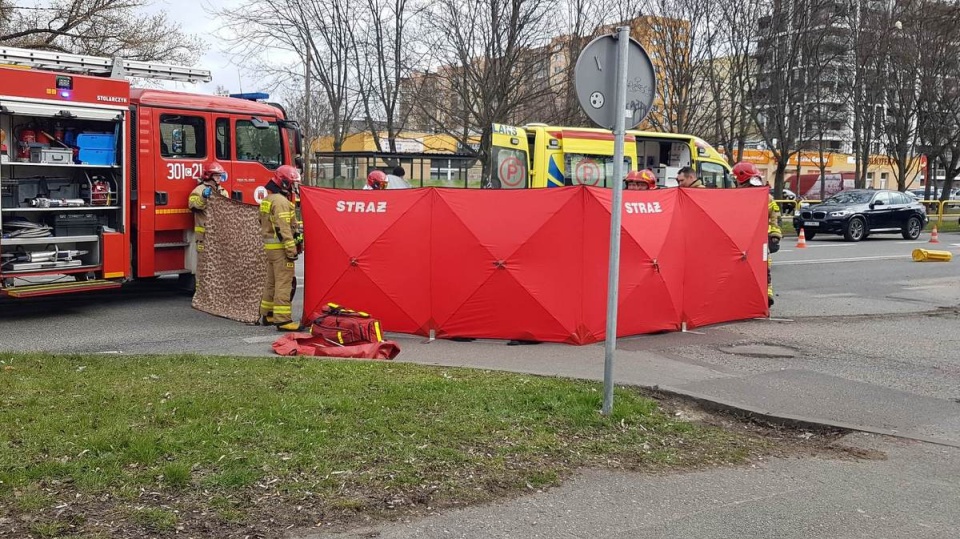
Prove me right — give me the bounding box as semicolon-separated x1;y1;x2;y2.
386;315;960;448
293;311;960;538
298;433;960;539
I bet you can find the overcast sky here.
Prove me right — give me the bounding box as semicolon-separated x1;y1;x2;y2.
151;0;293;98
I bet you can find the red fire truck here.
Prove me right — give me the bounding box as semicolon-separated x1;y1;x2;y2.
0;47;301;297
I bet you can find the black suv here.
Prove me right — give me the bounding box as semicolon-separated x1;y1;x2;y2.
793;189;928;242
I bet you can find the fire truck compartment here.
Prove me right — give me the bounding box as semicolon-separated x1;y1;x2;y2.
52;213;103;237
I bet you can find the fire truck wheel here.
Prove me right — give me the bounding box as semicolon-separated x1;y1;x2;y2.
179;273;196;293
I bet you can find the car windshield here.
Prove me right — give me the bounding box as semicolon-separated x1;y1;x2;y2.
824;191;873;204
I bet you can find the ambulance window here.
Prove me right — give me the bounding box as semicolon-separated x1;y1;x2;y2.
236;120;282;170
565;154;632;188
159;115;206;159
215;118;230;160
492;147;527;189
699;162;727;189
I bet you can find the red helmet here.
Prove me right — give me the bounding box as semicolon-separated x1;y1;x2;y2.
201;162;226;182
273;165;301;193
367;170;388;189
732;161;764;186
625;169;657;189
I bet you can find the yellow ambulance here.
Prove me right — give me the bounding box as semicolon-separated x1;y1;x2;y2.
491;123;734;189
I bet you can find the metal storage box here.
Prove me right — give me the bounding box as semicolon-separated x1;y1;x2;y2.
29;147;73;165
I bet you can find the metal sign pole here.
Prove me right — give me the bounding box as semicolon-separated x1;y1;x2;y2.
602;26;631;416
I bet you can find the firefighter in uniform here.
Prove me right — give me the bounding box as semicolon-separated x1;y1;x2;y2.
259;165;302;331
188;162;228;252
364;169;389;190
733;161;782;307
676;166;704;188
624;169;658;190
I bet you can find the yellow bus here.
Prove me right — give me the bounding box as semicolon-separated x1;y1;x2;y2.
491;123;734;189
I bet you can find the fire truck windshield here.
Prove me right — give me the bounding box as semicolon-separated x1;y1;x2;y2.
236;119;283;170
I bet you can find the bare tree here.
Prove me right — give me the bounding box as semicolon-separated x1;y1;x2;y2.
881;1;925;192
799;6;847;200
215;0;359;161
914;1;960;200
346;0;428;155
0;0;202;64
417;0;556;184
548;0;604;125
750;0;840;197
840;0;888;189
639;0;714;135
709;0;762;165
281;85;335;184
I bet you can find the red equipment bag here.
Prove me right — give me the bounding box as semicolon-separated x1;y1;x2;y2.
272;303;400;360
306;303;384;346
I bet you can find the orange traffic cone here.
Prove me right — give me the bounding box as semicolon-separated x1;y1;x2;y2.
930;226;940;244
796;228;808;248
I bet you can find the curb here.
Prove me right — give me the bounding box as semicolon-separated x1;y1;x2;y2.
641;384;960;450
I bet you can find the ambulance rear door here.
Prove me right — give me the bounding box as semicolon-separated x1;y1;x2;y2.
490;124;529;189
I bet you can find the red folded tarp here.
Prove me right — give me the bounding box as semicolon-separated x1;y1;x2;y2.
272;333;401;359
301;186;768;345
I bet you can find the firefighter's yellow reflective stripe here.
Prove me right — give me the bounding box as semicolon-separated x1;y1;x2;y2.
274;305;292;314
155;208;192;215
194;226;205;233
283;240;296;247
374;321;382;342
104;271;124;279
278;211;295;219
260;300;275;309
264;243;285;250
188;195;203;204
260;200;273;213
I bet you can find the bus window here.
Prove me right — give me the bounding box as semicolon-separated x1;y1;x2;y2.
565;154;632;188
700;162;728;188
492;147;528;189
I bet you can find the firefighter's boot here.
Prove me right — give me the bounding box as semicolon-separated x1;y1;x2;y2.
277;321;301;332
259;314;276;326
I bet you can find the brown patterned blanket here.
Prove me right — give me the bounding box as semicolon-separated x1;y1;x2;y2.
191;195;266;323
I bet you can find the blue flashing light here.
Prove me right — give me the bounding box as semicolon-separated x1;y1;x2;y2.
229;92;270;101
59;91;71;99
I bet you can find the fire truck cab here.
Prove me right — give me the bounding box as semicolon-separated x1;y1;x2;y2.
0;47;300;298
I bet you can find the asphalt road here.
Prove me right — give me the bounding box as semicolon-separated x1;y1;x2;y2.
1;232;957;354
2;231;960;539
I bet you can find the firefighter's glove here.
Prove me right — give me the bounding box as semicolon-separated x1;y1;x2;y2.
202;187;212;199
768;236;780;254
287;255;298;262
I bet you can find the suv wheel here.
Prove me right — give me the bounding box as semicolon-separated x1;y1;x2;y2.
843;217;866;242
902;216;923;240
